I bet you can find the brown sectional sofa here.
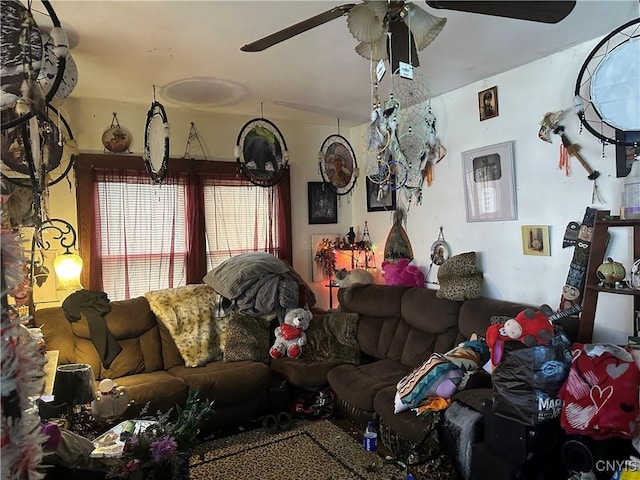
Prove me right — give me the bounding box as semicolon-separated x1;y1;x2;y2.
325;284;578;474
35;295;281;431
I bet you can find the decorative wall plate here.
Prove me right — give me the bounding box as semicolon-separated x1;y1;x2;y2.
102;126;132;154
318;134;358;195
143;101;170;184
235;117;288;187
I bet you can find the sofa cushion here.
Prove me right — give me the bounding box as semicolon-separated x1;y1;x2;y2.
145;284;228;367
270;358;343;389
223;311;272;363
304;312;360;363
65;296;163;380
168;360;271;406
114;371;189;417
327;358;411;412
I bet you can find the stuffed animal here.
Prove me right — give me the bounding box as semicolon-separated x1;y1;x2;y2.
381;258;425;287
486;305;554;366
269;307;312;359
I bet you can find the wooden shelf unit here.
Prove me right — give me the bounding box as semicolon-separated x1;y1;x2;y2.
579;210;640;343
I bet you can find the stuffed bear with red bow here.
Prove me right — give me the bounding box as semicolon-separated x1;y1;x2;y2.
269;308;312;359
486;305;554;366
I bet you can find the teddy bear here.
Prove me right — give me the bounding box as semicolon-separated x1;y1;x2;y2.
486;305;554;366
269;307;313;359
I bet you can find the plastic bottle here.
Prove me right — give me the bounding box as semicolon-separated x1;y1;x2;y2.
363;421;377;452
362;421;381;472
623;160;640;220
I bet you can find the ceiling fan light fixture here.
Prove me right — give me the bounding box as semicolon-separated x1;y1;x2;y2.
402;4;446;51
347;1;388;43
355;32;389;61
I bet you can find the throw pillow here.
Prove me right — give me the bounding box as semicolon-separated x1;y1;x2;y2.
436;251;483;301
302;312;360;364
223;312;272;363
145;284;228;367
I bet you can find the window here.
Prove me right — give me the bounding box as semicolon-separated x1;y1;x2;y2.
76;155;291;300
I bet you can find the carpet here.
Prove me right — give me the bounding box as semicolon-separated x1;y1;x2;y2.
188;419;406;480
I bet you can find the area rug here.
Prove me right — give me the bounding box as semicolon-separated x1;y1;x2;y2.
188;419;406;480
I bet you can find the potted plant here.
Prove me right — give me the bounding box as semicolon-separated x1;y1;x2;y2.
108;389;214;480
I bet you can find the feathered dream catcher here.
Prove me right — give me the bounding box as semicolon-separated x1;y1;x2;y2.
574;18;639;149
235;116;289;187
1;104;76;188
318;124;358;196
1;0;75;130
363;54;447;209
182;122;208;160
143;87;170;185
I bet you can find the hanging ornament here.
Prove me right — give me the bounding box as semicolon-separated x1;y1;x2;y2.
143;86;170;185
182;122;207;160
102;112;132;154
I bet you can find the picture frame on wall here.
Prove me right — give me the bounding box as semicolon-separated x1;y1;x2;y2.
521;225;551;256
616;130;640;178
478;86;499;121
462;141;517;222
308;182;337;224
366;177;396;212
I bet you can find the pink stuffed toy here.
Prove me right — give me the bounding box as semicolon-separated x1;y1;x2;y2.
486;305;554;366
382;259;425;287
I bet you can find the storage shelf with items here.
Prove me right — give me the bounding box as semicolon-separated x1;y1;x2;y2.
579;210;640;343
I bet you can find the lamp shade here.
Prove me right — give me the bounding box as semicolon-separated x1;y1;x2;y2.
52;363;95;406
53;252;83;291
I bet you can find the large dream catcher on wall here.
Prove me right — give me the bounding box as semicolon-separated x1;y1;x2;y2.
143;88;170;185
574;18;639;148
235;116;289;187
318;122;358;196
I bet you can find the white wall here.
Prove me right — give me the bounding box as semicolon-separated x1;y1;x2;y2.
52;36;634;344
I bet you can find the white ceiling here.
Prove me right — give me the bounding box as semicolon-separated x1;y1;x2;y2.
36;0;639;127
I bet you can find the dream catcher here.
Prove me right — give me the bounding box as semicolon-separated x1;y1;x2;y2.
1;0;71;130
318;122;358;196
1;104;76;192
425;226;450;284
235;115;289;187
143;87;170;185
574;18;639;148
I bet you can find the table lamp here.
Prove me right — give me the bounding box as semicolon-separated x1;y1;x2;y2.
52;363;95;412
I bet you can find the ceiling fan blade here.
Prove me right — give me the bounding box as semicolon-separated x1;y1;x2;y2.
425;1;576;24
241;4;356;52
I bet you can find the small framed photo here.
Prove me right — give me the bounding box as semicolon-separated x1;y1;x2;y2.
366;177;396;212
308;182;337;224
478;86;499;121
462;141;517;222
521;225;550;256
616;130;640;177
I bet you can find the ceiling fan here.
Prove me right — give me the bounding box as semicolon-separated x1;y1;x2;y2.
241;1;577;63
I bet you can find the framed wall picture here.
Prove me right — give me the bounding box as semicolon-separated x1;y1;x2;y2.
462;141;517;222
616;130;640;177
308;182;337;224
366;177;396;212
521;225;550;256
478;86;499;121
